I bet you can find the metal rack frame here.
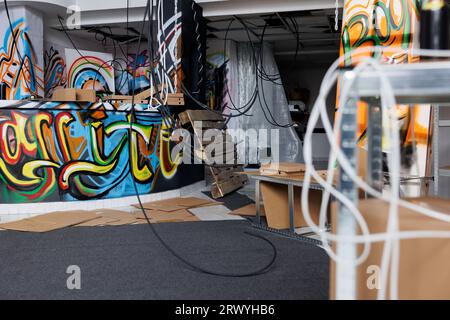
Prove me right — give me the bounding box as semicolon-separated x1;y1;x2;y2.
249;174;325;233
336;61;450;300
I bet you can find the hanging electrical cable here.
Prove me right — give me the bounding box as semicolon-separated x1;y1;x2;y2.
191;1;204;94
127;0;278;278
234;15;295;128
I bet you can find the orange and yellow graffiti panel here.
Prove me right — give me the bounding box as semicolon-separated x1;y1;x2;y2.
339;0;431;184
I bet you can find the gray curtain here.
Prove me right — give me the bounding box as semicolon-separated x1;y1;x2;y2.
226;42;303;164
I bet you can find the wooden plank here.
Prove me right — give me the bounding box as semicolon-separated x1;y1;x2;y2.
198;145;237;158
105;94;133;100
167;96;185;106
211;168;242;183
209;165;244;181
194;121;227;129
178;112;191;125
210;165;244;175
210;164;245;184
169;93;184;98
210;164;245;171
195;148;238;166
104;85;165;101
188;110;224;122
197;133;235;146
134;84;167;100
211;175;247;199
179;110;224;125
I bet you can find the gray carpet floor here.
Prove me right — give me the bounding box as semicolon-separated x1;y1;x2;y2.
0;220;329;299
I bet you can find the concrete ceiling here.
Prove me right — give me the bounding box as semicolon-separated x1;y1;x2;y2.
206;8;342;65
0;0;342;65
195;0;342;17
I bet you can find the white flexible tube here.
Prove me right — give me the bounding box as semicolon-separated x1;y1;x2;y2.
301;46;450;300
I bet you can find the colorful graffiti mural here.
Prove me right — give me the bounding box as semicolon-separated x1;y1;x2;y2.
66;49;115;94
44;46;67;98
115;50;151;95
0;101;189;203
339;0;430;194
0;18;44;99
340;0;421;65
115;1;183;97
155;7;183;95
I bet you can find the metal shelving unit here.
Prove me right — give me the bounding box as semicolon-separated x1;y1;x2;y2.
337;61;450;300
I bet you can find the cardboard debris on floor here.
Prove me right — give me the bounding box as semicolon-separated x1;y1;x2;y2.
229;203;266;217
132;196;222;212
75;210;140;227
135;203;187;212
0;211;99;233
0;197;223;233
133;209;199;223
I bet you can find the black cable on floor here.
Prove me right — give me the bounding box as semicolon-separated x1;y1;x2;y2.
46;0;278;278
127;0;278;278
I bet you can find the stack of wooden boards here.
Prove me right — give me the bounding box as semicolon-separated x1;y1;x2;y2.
260;162;307;176
0;197;220;233
51;87;185;106
179;109;248;198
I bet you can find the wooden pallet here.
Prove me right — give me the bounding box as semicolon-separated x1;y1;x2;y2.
179;109;247;198
211;174;247;199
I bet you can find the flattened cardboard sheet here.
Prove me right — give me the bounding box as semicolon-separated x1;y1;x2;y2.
133;197;221;212
229;204;266;217
0;211;99;233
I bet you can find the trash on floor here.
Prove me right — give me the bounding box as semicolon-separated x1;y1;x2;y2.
229;203;266;217
133;209;199;223
0;211;99;233
132;197;222;212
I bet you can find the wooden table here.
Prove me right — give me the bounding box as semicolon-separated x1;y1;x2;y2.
244;170;334;233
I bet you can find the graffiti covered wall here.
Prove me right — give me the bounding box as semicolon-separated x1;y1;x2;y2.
115;0;183;96
340;0;421;65
339;0;430;194
0;6;44;99
66;48;115;94
44;44;67;98
0;101;202;204
115;50;151;96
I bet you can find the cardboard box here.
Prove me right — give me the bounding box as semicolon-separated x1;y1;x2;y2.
330;197;450;300
260;182;323;229
52;88;96;103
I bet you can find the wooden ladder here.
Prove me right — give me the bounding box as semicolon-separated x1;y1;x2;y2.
179;109;248;198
